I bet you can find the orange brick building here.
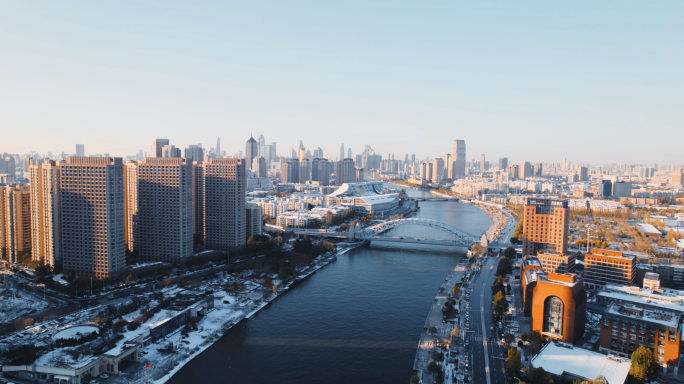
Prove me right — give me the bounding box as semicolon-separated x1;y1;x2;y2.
599;303;680;375
522;198;569;257
531;273;587;343
584;248;636;289
537;252;576;274
521;256;545;316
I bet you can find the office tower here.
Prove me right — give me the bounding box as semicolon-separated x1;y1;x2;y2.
443;154;452;179
132;158;193;264
584;249;636;289
184;144;204;162
29;160;61;267
355;167;365;182
299;147;306;162
123;161;139;254
291;149;297;159
312;158;330;186
161;145;181;158
216;137;221;158
499;158;508;170
59;157;126;279
600;180;612;197
348;148;352;159
252;156;267;178
579;166;589;182
246;203;263;238
338;159;356;184
535;163;543;176
340;144;344;161
281;159;299;184
245;135;258;170
299;158;310;183
480;154;486;171
431;158;444;184
150;139;170;158
507;164;519;179
521;162;534;179
451;140;466;179
411;154;416;164
75;144;85;157
355;154;363;167
522;198;569;257
612;181;632;198
0;185;31;262
202;158;246;251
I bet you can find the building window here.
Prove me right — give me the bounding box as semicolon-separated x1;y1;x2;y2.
543;296;564;336
658;341;665;347
604;319;610;327
658;356;664;363
658;332;665;340
620;332;627;339
669;334;676;342
658;348;665;355
612;330;618;337
630;325;636;332
630;334;636;341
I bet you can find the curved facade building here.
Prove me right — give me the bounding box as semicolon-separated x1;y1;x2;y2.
531;273;587;343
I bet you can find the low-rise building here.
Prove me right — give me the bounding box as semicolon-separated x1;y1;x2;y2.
584;249;636;290
643;272;661;289
531;341;631;384
599;303;680;375
531;273;587;343
537;252;576;274
636;223;662;239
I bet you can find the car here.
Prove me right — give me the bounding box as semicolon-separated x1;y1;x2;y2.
488;337;492;343
100;374;109;379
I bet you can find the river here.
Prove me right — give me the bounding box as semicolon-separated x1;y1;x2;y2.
167;186;491;384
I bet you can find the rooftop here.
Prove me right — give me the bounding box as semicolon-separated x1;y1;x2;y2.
328;182;385;198
597;284;684;313
606;303;679;328
636;223;662;235
531;341;631;384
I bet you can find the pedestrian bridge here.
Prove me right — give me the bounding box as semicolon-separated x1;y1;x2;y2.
357;218;478;246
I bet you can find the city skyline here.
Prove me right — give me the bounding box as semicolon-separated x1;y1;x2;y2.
1;2;683;163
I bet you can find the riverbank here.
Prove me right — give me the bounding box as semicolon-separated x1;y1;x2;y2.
147;242;368;384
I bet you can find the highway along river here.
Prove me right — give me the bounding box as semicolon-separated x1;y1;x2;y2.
168;186;491;384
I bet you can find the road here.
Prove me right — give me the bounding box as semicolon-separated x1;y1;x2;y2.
468;255;507;384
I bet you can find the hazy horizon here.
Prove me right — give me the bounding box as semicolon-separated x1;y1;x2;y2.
1;1;682;164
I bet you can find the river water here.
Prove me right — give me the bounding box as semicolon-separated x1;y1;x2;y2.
168;186;491;384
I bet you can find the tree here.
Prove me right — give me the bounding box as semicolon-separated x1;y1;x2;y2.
451;328;459;337
505;333;515;345
263;276;273;288
428;326;437;335
163;277;174;286
506;348;522;378
23;318;34;327
504;246;516;259
493;291;509;315
126;274;134;282
506;283;512;294
629;347;658;382
411;375;420;384
427;360;439;374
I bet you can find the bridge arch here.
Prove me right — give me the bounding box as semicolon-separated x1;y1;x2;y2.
359;218;478;244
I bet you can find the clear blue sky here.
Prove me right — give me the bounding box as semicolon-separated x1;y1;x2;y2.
1;1;682;165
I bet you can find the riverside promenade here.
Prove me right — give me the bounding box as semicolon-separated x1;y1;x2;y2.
412;260;471;378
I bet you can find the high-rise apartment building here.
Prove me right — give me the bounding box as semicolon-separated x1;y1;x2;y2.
347;148;352;159
451;140;466;179
480;154;486;171
522;198;569;257
535;163;543;176
129;158;193;264
202;158;246;251
191;163;205;244
75;144;85;157
161;145;181;158
0;185;31;263
312;158;330;186
215;137;221;158
246;203;263;238
299;158;310;184
245;135;258;170
338;159;356;184
150;139;170;158
29;160;61;267
59;157;126;279
340;144;344;162
431;158;444;184
584;249;636;289
600;180;612;197
252;156;267;178
499;157;508;170
355;167;365;182
521;162;534;179
579;166;589;182
184;144;204;162
0;156;16;177
507;164;519;179
281;159;299;184
123;161;139;254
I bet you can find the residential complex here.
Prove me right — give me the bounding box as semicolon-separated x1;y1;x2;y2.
0;185;31;263
202;158;246;252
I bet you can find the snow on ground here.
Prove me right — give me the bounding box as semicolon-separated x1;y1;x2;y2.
53;325;99;340
0;292;50;323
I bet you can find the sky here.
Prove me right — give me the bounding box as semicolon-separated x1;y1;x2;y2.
1;1;682;165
